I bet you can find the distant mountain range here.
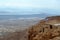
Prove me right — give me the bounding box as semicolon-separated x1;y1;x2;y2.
0;13;59;20
0;8;60;15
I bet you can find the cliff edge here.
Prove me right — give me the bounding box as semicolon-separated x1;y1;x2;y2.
28;16;60;40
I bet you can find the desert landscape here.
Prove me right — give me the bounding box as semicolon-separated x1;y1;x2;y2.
0;0;59;40
0;17;41;40
0;16;60;40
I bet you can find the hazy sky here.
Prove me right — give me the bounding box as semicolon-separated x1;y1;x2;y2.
0;0;59;8
0;0;60;15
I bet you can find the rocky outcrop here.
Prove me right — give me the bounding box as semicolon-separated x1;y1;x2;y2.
28;16;60;40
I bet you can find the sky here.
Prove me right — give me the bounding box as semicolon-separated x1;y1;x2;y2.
0;0;60;15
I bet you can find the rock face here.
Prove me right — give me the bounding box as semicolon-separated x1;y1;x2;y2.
28;16;60;40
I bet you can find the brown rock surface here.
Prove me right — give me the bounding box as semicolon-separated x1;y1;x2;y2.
28;16;60;40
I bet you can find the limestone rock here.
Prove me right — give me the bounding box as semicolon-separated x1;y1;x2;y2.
28;16;60;40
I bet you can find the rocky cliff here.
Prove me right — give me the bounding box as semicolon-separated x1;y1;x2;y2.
28;16;60;40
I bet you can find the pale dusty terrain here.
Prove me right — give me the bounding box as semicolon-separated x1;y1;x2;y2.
0;17;41;36
1;16;60;40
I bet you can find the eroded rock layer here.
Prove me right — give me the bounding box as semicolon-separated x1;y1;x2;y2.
28;16;60;40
